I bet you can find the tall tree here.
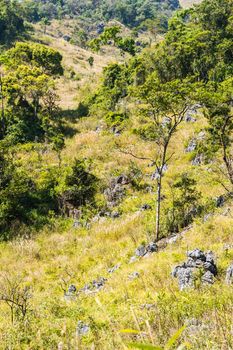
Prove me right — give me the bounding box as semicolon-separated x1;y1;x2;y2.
129;75;195;240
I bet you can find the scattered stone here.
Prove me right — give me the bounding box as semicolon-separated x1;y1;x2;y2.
140;204;152;211
110;126;121;136
184;104;201;122
172;249;217;290
185;139;197;153
129;256;138;264
104;174;130;207
97;22;105;34
135;242;158;257
73;221;81;228
63;35;71;42
191;154;204;166
76;321;90;337
64;284;77;301
111;211;120;219
128;271;140;280
95;126;103;133
226;264;233;285
80;277;107;294
216;195;225;208
68;285;76;293
108;264;121;274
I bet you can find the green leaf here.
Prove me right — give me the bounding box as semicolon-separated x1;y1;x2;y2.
165;326;186;349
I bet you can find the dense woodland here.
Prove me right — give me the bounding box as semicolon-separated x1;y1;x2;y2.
0;0;233;348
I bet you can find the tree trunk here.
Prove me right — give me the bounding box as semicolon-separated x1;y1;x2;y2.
0;73;6;137
155;174;162;241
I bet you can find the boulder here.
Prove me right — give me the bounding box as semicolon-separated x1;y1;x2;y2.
172;249;217;290
135;242;158;257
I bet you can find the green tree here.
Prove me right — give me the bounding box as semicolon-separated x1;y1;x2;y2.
130;75;195;240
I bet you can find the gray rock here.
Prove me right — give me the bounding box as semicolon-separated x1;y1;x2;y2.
172;265;194;290
76;321;90;337
73;221;81;228
185;139;197;153
129;256;138;264
226;264;233;284
108;264;121;273
172;249;217;290
63;35;71;42
188;249;206;261
135;245;147;257
135;242;158;257
111;211;120;218
140;204;152;211
202;270;215;285
64;284;77;301
216;195;225;208
128;271;140;280
68;285;76;293
191;154;203;166
79;277;107;294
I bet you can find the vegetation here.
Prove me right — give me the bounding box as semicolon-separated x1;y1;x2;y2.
0;0;233;349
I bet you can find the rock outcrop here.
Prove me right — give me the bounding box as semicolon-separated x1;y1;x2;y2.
172;249;217;290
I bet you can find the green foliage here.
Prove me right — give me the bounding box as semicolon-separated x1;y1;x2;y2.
0;0;26;46
89;26;136;56
21;0;179;29
165;174;202;233
104;111;128;129
1;42;63;76
0;42;63;143
56;159;98;211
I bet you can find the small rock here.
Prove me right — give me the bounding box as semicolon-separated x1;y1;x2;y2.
216;195;225;208
226;264;233;284
108;264;121;273
129;256;138;264
64;284;77;301
63;35;71;42
191;154;203;166
73;221;81;228
135;245;147;257
140;204;152;211
68;285;76;293
76;321;90;337
128;271;140;280
111;211;120;218
185;139;197;153
135;242;158;257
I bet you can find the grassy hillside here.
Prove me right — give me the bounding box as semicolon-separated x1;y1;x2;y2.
179;0;202;8
0;0;233;349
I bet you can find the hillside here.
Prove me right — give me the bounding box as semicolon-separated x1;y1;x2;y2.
0;0;233;349
179;0;202;8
